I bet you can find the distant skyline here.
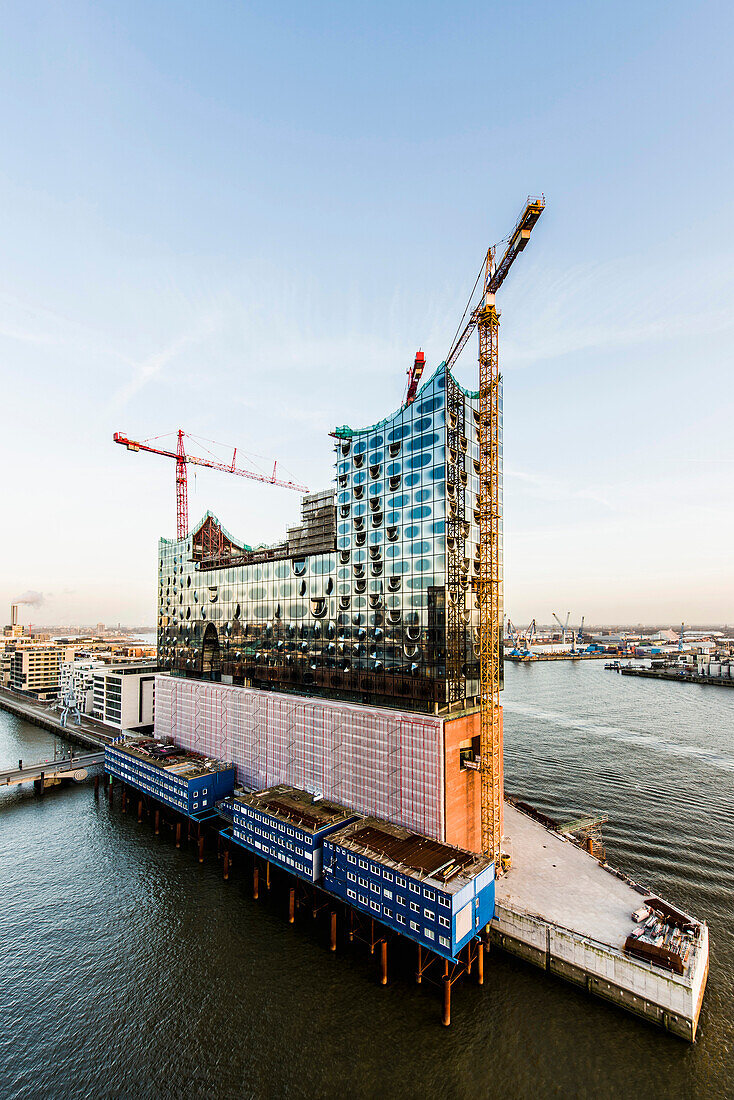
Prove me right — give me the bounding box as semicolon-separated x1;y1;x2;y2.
2;1;733;625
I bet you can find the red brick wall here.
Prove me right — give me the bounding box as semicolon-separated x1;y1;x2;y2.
443;708;504;854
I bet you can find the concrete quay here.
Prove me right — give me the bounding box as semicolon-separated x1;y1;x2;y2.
620;667;734;689
492;803;709;1041
0;686;108;750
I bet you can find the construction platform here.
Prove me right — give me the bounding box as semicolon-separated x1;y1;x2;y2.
492;803;709;1041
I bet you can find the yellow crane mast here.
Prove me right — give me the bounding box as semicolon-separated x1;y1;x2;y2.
447;196;545;867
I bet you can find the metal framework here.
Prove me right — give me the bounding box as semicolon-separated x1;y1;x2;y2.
113;429;309;540
446;374;467;706
447;196;545;865
478;287;503;865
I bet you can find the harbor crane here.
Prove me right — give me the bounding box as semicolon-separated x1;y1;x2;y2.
446;195;545;867
113;430;308;540
553;611;572;648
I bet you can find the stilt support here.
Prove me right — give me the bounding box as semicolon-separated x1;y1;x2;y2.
442;975;451;1027
477;939;484;986
223;848;230;882
380;939;388;985
416;945;422;984
266;862;271;891
253;864;259;900
289;887;295;924
137;799;143;823
198;834;205;863
154;809;160;836
176;822;181;848
330;910;337;952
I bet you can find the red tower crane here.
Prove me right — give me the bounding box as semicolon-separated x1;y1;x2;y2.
113;429;309;540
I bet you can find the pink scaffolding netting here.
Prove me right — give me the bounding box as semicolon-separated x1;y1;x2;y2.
154;676;445;841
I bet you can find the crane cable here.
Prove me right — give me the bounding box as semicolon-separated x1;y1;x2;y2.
445;230;514;366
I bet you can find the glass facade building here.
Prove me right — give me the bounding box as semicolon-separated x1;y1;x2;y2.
157;363;502;714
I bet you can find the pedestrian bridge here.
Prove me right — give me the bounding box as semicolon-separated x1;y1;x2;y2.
0;752;104;789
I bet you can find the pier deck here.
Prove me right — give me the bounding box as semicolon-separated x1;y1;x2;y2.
492;803;709;1041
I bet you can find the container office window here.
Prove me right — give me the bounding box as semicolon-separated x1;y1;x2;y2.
359;894;369;906
425;929;435;941
359;877;368;888
370;883;380;894
409;882;420;894
396;914;406;926
384;889;393;900
396;876;406;888
438;896;451;908
438;916;450;928
423;889;435;901
382;871;393;882
347;855;356;865
397;896;405;907
347;889;356;900
410;921;420;932
383;907;392;919
347;872;356;883
424;908;434;920
410;902;419;913
359;860;368;869
370;901;380;913
439;936;450;949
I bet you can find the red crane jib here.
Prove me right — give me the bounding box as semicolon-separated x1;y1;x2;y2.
405;351;425;405
113;430;308;540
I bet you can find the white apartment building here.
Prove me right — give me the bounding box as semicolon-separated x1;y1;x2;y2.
92;664;156;731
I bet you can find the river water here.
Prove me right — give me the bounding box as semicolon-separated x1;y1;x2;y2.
1;662;732;1100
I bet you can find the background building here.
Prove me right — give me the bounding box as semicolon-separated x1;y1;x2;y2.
9;645;74;700
93;665;156;732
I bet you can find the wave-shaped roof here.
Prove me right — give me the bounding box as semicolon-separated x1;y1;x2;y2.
332;361;479;439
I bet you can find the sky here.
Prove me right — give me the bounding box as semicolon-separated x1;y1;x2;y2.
1;0;733;628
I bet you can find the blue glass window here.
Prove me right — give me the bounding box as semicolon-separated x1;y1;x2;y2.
408;453;431;470
387;424;410;442
419;396;443;414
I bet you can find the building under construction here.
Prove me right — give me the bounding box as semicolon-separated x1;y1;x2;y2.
115;197;708;1039
155;359;492;851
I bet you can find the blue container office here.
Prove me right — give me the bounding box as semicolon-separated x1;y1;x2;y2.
219;785;358;883
105;740;235;821
323;818;495;960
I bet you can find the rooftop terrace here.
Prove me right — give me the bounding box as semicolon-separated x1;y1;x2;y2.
332;816;493;894
232;784;355;834
116;738;233;781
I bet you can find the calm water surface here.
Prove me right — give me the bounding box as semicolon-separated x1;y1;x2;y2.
1;662;733;1100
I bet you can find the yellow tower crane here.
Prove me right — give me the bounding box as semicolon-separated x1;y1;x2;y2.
446;196;545;867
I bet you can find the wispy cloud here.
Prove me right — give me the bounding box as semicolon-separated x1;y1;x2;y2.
110;311;225;409
505;466;613;509
500;251;734;367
